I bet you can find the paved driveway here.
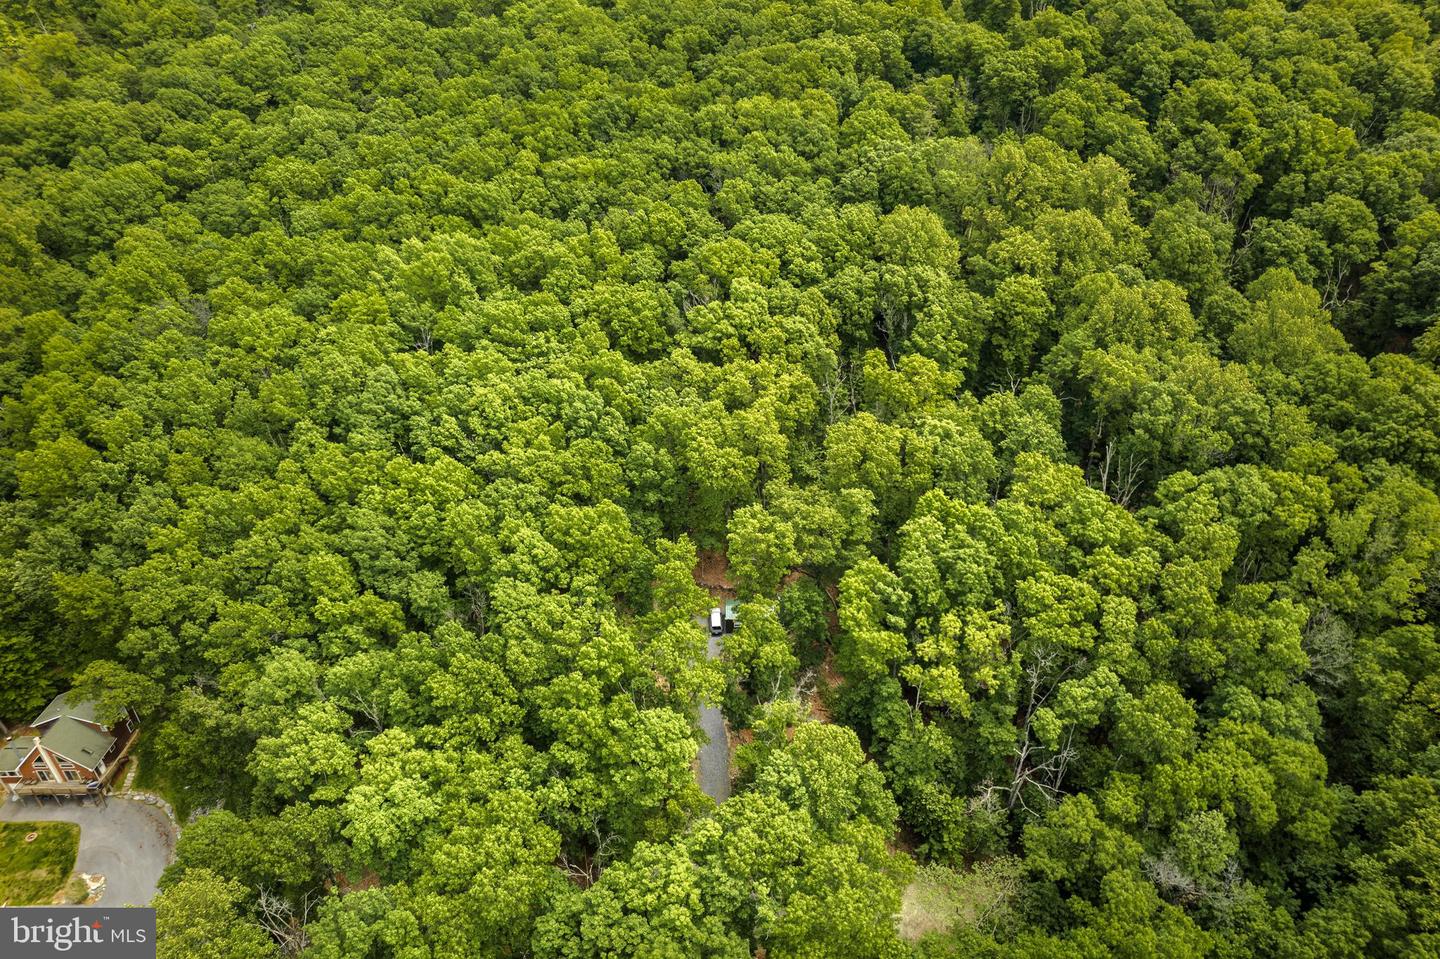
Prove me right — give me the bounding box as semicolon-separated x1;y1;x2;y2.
0;796;175;906
695;612;732;803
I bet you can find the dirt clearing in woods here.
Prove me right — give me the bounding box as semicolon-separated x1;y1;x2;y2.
693;549;735;596
899;859;1022;944
806;646;844;723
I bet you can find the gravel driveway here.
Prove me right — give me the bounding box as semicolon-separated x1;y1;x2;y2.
1;795;176;906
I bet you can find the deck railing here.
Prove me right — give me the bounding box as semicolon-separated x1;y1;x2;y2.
4;729;139;799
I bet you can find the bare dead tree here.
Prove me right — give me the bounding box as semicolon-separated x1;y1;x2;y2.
1143;852;1201;905
682;288;712;312
1145;852;1246;912
1008;727;1077;817
1235;547;1261;585
820;356;858;425
792;667;818;704
256;886;318;957
1007;649;1084;815
185;297;212;335
558;822;618;888
760;665;815;708
1302;606;1354;697
1211;857;1247;919
1113;449;1147;507
875;297;913;369
467;585;489;633
1094;439;1148;507
331;689;386;733
1096;439;1114;496
558;852;597;888
970;780;1006;816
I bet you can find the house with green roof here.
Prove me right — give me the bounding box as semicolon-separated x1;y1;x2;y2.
1;691;138;800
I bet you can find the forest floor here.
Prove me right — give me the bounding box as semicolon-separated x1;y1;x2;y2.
900;867;958;943
808;647;843;724
693;549;736;597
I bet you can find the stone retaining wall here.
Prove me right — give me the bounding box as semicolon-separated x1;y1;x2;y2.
121;790;180;835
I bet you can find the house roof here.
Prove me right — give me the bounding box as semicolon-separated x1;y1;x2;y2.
34;691;107;728
0;738;35;775
40;717;113;771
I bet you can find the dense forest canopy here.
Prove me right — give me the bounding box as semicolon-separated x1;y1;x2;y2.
2;0;1440;954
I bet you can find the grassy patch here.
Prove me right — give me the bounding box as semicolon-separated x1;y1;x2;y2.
0;821;80;905
59;873;92;905
131;737;196;822
899;858;1022;944
132;757;192;822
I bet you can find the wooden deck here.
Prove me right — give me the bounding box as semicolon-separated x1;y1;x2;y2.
9;780;98;797
5;728;138;800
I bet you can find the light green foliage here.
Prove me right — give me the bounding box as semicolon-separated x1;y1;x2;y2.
722;600;799;703
1;0;1438;955
154;869;279;959
727;504;798;599
536;725;910;959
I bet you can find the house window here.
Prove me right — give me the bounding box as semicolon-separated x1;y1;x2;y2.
64;769;83;782
33;766;52;782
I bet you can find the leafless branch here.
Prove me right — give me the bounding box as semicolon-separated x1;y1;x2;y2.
255;886;317;956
